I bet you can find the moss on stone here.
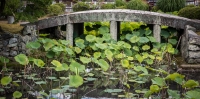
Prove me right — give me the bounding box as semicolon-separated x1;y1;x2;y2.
0;22;24;34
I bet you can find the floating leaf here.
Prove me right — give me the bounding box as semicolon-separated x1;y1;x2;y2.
26;41;41;49
183;80;199;88
121;59;129;68
13;91;22;98
1;76;12;85
142;45;150;50
135;54;144;63
151;77;166;87
150;85;160;93
14;54;29;65
51;60;62;67
129;36;139;43
167;89;180;99
80;56;91;64
34;59;45;67
69;75;83;88
93;52;101;59
168;39;177;45
86;35;96;42
70;61;85;73
139;37;149;43
74;47;82;54
97;59;109;71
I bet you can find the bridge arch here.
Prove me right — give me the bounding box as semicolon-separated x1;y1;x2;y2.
25;9;200;45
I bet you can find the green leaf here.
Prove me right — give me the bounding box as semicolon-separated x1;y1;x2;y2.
74;47;82;54
35;81;46;84
102;34;111;41
93;52;101;59
135;54;144;63
80;56;91;64
142;45;150;50
95;37;104;43
70;61;85;73
69;75;83;88
43;42;54;51
105;49;113;57
75;39;85;49
26;41;41;49
0;56;9;63
166;73;185;81
150;85;160;93
186;90;200;99
97;59;109;71
13;91;22;98
145;59;153;65
183;80;199;88
1;76;12;85
167;89;180;99
51;60;62;67
66;48;74;55
86;35;96;42
46;51;55;58
52;46;64;52
95;43;107;49
59;40;69;45
161;30;170;38
151;77;166;87
139;37;149;43
145;30;152;36
132;46;139;51
129;36;139;43
34;59;45;67
147;36;157;42
125;34;133;40
123;43;131;49
99;26;109;34
62;63;69;71
168;39;177;45
121;59;129;68
14;54;29;65
124;49;132;56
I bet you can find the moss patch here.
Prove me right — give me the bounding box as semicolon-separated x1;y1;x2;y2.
0;21;24;34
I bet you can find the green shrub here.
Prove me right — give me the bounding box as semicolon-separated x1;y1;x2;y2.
157;0;186;12
54;3;66;12
116;6;127;9
3;0;22;16
178;6;200;20
151;6;159;12
47;4;63;16
126;0;148;11
72;1;90;12
101;3;115;9
115;0;126;7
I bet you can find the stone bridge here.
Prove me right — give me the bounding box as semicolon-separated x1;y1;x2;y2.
23;9;200;45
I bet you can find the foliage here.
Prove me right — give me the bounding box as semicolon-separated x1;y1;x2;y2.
54;3;66;12
126;0;148;10
3;0;21;16
151;6;159;12
115;0;126;8
178;6;200;20
15;0;53;22
47;4;63;16
72;1;90;12
156;0;186;12
101;3;115;9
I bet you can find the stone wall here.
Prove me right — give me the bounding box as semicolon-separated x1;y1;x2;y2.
0;25;37;59
181;25;200;63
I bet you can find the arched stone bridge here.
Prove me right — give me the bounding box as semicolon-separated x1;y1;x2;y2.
24;9;200;45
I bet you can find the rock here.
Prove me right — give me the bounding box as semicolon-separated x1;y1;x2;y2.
3;40;8;46
11;46;18;51
188;45;200;51
7;43;18;47
9;38;18;44
188;51;200;58
22;35;31;43
21;42;26;51
10;50;17;56
186;58;200;64
23;25;36;36
188;36;200;45
2;52;9;57
3;47;10;51
0;44;3;48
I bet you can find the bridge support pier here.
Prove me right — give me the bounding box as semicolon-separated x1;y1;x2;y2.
66;23;74;46
153;24;161;42
110;21;120;41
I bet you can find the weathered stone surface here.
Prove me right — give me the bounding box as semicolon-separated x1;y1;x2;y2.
10;50;17;56
110;21;117;41
153;24;161;42
9;38;18;44
186;58;200;64
23;9;200;30
188;45;200;51
189;36;200;45
7;43;18;47
188;51;200;58
23;25;36;35
181;33;188;59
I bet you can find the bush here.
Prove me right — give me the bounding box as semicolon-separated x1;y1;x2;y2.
157;0;186;12
47;4;63;16
115;0;126;7
126;0;148;11
178;6;200;20
54;3;66;12
101;3;115;9
151;6;159;12
116;6;127;9
72;1;90;12
3;0;21;16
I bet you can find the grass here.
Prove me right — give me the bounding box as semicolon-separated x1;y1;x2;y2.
0;21;24;34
